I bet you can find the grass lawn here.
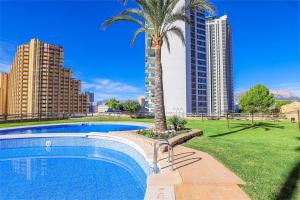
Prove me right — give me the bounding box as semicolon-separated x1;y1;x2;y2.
0;118;299;199
184;119;300;200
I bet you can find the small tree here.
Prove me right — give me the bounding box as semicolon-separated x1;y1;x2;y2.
106;98;120;112
239;84;275;124
116;103;124;111
122;100;141;114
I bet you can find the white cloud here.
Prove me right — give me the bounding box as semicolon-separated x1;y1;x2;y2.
0;63;11;73
82;78;144;101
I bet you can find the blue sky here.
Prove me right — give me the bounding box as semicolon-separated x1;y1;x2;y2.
0;0;299;100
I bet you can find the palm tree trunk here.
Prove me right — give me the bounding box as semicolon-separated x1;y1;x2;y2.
153;37;167;133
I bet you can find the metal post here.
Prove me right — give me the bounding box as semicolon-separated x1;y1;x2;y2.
168;145;171;162
170;147;174;171
153;142;157;173
298;110;300;131
152;142;174;173
226;112;229;129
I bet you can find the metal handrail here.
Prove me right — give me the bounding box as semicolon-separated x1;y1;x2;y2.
152;140;174;174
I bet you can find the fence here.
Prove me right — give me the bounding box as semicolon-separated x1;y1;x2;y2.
185;112;285;121
0;112;88;123
0;111;297;124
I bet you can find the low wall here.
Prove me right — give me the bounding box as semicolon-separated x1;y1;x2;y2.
162;129;203;152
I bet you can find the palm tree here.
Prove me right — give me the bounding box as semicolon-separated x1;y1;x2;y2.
102;0;214;133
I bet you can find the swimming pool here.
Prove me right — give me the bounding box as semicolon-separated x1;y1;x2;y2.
0;137;151;200
0;123;148;135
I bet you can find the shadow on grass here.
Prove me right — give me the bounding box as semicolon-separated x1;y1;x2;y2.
295;137;300;151
276;137;300;199
209;122;285;138
276;159;300;200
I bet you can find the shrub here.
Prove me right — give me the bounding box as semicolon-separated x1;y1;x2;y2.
137;129;156;138
168;115;187;131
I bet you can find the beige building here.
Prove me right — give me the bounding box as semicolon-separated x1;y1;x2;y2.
96;104;109;113
7;38;88;116
0;72;8;115
281;101;300;122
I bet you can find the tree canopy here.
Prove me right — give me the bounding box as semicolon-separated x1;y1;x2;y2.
106;98;120;111
103;0;214;51
239;84;275;114
122;100;141;113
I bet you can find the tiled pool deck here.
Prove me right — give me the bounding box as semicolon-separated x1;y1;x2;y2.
0;122;250;200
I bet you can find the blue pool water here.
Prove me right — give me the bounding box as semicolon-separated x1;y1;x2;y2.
0;137;150;200
0;123;147;135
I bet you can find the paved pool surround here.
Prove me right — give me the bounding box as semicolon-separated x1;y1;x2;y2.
0;122;250;200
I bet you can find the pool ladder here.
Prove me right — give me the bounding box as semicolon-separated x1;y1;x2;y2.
152;140;174;174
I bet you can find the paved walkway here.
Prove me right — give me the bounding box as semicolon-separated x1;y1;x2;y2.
163;146;251;200
111;131;251;200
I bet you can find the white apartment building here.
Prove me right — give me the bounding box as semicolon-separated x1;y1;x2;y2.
145;3;208;116
206;15;234;116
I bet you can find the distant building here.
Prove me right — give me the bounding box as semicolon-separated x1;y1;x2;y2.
90;102;97;113
7;38;88;116
85;92;94;103
281;102;300;122
145;4;208;115
138;96;145;107
206;15;234;116
96;104;109;113
85;91;95;113
0;72;8;115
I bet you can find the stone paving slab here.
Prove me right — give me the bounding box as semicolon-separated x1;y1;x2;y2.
146;185;176;200
148;171;182;186
171;146;250;200
175;184;250;200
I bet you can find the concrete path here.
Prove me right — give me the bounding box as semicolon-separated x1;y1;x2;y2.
164;146;251;200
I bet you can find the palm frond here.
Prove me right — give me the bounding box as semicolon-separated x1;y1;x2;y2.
102;15;143;30
131;27;146;46
120;0;128;5
165;26;185;45
120;8;145;20
163;34;171;53
189;0;215;15
104;0;214;48
162;11;189;33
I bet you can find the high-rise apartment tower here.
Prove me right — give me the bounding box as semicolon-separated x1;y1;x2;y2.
7;38;88;116
145;2;207;116
206;15;234;116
